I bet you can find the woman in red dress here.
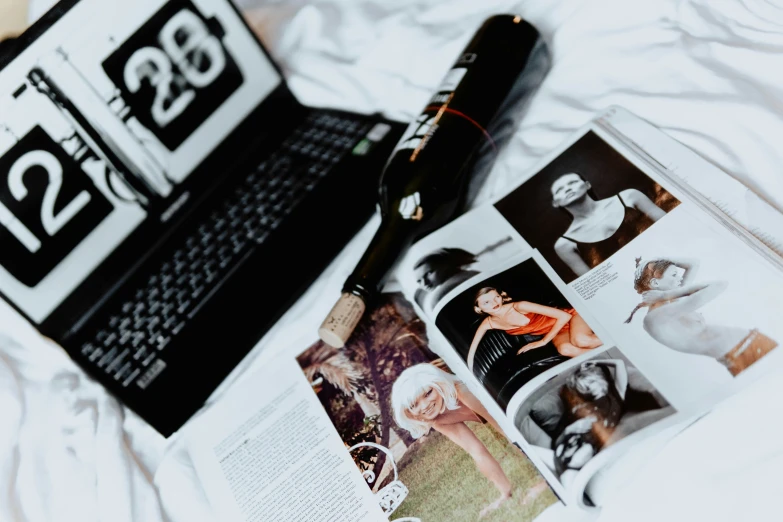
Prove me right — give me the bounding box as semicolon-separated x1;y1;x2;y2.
467;287;603;371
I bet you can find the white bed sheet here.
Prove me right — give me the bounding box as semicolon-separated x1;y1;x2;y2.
3;0;783;520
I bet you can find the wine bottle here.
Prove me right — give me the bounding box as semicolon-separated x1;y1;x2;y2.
318;14;546;348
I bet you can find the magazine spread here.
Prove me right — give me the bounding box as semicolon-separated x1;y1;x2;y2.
394;105;783;507
185;106;783;520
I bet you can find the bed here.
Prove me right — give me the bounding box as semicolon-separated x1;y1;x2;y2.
2;0;783;520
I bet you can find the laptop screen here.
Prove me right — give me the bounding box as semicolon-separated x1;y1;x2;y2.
0;0;281;325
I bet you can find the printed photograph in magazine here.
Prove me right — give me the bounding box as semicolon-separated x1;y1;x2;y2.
434;256;605;409
494;130;680;284
596;212;783;392
625;255;777;376
507;347;675;505
296;293;558;521
399;206;527;316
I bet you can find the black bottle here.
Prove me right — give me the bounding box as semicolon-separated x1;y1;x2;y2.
319;14;546;347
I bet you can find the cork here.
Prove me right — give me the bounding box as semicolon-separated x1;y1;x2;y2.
318;293;366;348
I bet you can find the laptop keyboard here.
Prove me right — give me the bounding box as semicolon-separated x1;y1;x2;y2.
79;112;377;389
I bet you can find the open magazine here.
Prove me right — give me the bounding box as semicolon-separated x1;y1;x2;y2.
184;106;783;520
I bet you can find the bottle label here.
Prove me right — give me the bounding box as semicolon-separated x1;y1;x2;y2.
391;46;504;160
398;191;423;220
393;58;476;156
430;67;467;105
395;113;438;153
437;67;467;93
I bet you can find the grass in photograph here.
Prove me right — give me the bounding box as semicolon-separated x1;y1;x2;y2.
390;423;557;521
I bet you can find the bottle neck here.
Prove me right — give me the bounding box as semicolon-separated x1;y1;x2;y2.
342;214;416;302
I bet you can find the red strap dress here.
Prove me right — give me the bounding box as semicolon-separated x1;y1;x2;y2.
489;308;576;336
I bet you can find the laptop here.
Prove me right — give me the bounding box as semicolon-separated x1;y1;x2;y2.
0;0;405;436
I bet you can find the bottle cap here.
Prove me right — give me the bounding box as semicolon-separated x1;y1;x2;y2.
318;293;366;348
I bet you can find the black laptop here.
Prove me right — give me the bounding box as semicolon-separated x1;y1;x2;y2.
0;0;405;436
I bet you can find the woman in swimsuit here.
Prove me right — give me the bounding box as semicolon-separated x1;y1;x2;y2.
466;287;602;371
392;363;515;517
551;172;666;278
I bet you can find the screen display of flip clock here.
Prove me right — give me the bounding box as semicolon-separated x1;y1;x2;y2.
0;0;279;322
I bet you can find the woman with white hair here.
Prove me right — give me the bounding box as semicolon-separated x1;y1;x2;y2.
391;363;513;517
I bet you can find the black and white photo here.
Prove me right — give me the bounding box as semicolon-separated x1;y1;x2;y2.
625;255;778;377
495;131;680;283
511;348;674;503
398;205;525;314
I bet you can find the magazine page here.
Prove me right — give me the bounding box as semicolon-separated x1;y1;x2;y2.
394;105;783;507
185;355;387;522
490;107;783;406
187;292;560;521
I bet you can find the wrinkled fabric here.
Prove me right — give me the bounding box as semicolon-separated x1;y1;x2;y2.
4;0;783;521
0;306;165;522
